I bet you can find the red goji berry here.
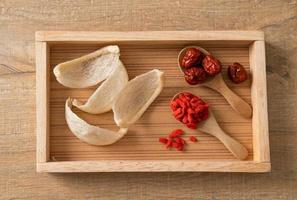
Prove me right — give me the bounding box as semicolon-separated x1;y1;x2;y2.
171;93;209;130
182;115;188;124
169;129;183;138
176;138;187;146
173;143;184;151
181;106;186;116
170;100;179;110
159;129;189;152
174;129;184;134
187;122;197;129
183;92;193;98
175;98;186;108
177;144;184;151
175;137;183;144
175;112;184;120
179;93;187;100
173;107;181;116
166;139;173;149
172;142;180;148
189;136;198;142
190;97;198;103
181;138;187;145
159;137;168;144
194;107;202;113
187;107;195;114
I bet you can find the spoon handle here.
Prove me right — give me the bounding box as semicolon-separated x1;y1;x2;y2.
206;75;252;118
215;128;249;160
219;83;252;118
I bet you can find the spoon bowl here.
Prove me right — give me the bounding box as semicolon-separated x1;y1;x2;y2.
177;46;252;119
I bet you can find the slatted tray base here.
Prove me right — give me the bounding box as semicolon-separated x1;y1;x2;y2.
49;43;252;161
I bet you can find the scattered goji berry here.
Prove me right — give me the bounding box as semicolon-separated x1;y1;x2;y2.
169;129;184;138
181;138;187;145
166;139;173;149
175;137;183;144
189;136;198;142
177;144;184;151
159;129;199;151
159;137;168;144
172;142;180;149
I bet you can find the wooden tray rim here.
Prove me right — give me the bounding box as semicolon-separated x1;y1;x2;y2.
35;31;270;173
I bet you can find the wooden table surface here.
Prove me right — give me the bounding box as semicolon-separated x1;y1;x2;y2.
0;0;296;199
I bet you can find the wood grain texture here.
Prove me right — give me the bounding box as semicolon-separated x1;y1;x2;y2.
249;41;270;162
36;42;50;162
37;161;270;173
1;0;297;199
48;42;253;164
35;30;264;42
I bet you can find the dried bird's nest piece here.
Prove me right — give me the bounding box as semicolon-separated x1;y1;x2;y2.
65;98;128;145
73;60;129;114
113;69;164;128
53;45;120;88
54;46;164;146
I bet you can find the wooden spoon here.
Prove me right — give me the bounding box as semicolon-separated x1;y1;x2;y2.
178;46;252;119
172;93;249;160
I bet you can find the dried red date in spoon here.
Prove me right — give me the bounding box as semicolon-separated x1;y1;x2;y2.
181;48;204;68
177;46;252;119
184;67;208;85
202;55;222;76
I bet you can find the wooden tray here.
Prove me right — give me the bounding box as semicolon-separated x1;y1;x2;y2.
36;31;270;172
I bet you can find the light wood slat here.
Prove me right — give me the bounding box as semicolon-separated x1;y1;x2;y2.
49;89;252;104
36;42;50;163
36;31;264;42
48;42;253;162
49;156;254;162
37;160;270;173
49;107;251;125
249;41;270;162
49;123;252;136
50;78;252;89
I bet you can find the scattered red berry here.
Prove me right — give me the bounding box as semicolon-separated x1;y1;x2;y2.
169;129;184;138
159;137;168;144
166;139;173;149
159;129;199;151
174;137;183;144
189;136;198;142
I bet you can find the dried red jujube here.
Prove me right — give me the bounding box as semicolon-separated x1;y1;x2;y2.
181;48;203;69
202;55;222;76
184;67;208;85
228;62;248;84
